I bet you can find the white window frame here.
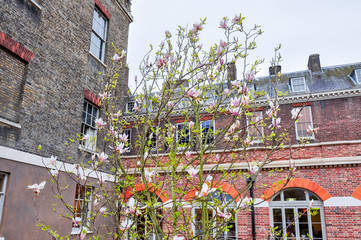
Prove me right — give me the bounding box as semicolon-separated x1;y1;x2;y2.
176;123;190;149
80;101;99;152
192;192;238;240
89;7;108;62
126;196;163;240
72;184;93;234
354;69;361;83
294;106;314;140
122;129;132;152
269;188;326;240
290;77;307;93
0;173;8;226
200;120;215;146
126;101;136;113
247;111;264;143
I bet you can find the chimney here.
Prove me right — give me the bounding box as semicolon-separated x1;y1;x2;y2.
308;54;321;73
269;65;281;76
227;62;237;89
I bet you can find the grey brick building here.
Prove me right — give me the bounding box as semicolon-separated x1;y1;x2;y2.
0;0;132;239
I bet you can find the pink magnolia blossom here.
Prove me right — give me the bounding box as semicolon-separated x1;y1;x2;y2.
237;197;252;208
270;117;281;129
230;97;241;108
185;151;191;159
120;219;133;231
289;159;296;173
99;92;111;99
215;154;220;162
115;110;122;119
232;14;241;24
291;108;301;120
167;101;175;108
193;23;202;31
186;167;199;178
224;89;230;95
241;95;250;106
165;30;171;38
205;175;213;182
95;118;106;129
99;207;107;215
249;164;259;174
241;82;248;94
189;121;195;129
307;126;319;134
217;208;232;221
248;71;255;81
219;19;227;29
83;134;90;141
108;126;116;135
230;80;241;89
196;183;216;197
219;40;227;49
133;105;140;112
228;107;242;116
73;217;82;227
144;169;155;182
244;139;254;146
119;133;128;143
80;227;87;240
186;88;202;100
115;142;127;154
309;199;314;208
157;59;167;68
113;53;121;61
98;152;108;163
50;169;58;177
28;181;46;196
50;155;57;166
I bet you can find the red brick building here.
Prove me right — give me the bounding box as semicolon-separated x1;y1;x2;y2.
122;54;361;240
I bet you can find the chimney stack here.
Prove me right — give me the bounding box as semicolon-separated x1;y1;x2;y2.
308;54;321;73
269;65;281;76
227;62;237;89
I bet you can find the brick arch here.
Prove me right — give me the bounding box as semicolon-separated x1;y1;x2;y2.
351;185;361;200
123;183;170;203
184;182;241;202
262;178;332;202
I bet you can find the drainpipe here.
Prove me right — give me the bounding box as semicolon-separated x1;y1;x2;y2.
246;176;256;240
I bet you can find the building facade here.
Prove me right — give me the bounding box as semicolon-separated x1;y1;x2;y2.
0;0;132;239
123;54;361;240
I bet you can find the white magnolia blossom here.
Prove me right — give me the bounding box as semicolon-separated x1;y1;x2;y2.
28;181;46;196
186;167;199;178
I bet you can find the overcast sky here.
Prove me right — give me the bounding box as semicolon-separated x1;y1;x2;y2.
127;0;361;90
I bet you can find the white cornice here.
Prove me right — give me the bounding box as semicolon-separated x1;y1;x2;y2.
0;146;114;181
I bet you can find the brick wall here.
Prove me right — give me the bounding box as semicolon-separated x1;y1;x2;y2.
0;0;131;159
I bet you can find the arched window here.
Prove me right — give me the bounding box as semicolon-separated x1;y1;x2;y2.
126;192;163;240
193;191;237;240
269;188;326;240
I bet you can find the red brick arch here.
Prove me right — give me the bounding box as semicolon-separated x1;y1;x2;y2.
123;183;170;203
184;182;241;202
351;185;361;200
262;178;332;202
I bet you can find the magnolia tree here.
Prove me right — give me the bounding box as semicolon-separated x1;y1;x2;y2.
30;13;317;240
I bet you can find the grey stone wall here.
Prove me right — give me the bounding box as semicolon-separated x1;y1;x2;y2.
0;0;132;159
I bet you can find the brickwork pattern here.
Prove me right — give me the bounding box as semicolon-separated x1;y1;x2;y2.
0;0;131;159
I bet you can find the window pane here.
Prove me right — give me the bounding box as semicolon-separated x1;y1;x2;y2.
273;208;282;223
0;175;5;192
284;189;306;201
272;193;281;201
90;32;101;58
285;208;296;239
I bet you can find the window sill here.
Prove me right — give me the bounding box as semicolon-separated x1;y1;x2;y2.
78;145;97;154
89;52;107;68
29;0;42;10
71;228;92;235
0;117;21;129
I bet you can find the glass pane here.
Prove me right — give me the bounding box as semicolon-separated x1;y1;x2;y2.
298;208;309;239
90;33;101;58
86;113;92;125
0;175;5;192
308;192;320;201
285;208;296;239
312;224;323;239
272;193;281;201
273;208;282;223
284;189;306;201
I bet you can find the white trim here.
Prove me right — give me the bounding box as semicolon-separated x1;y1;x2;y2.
29;0;42;10
324;197;361;207
0;146;114;181
88;51;107;68
0;117;21;129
